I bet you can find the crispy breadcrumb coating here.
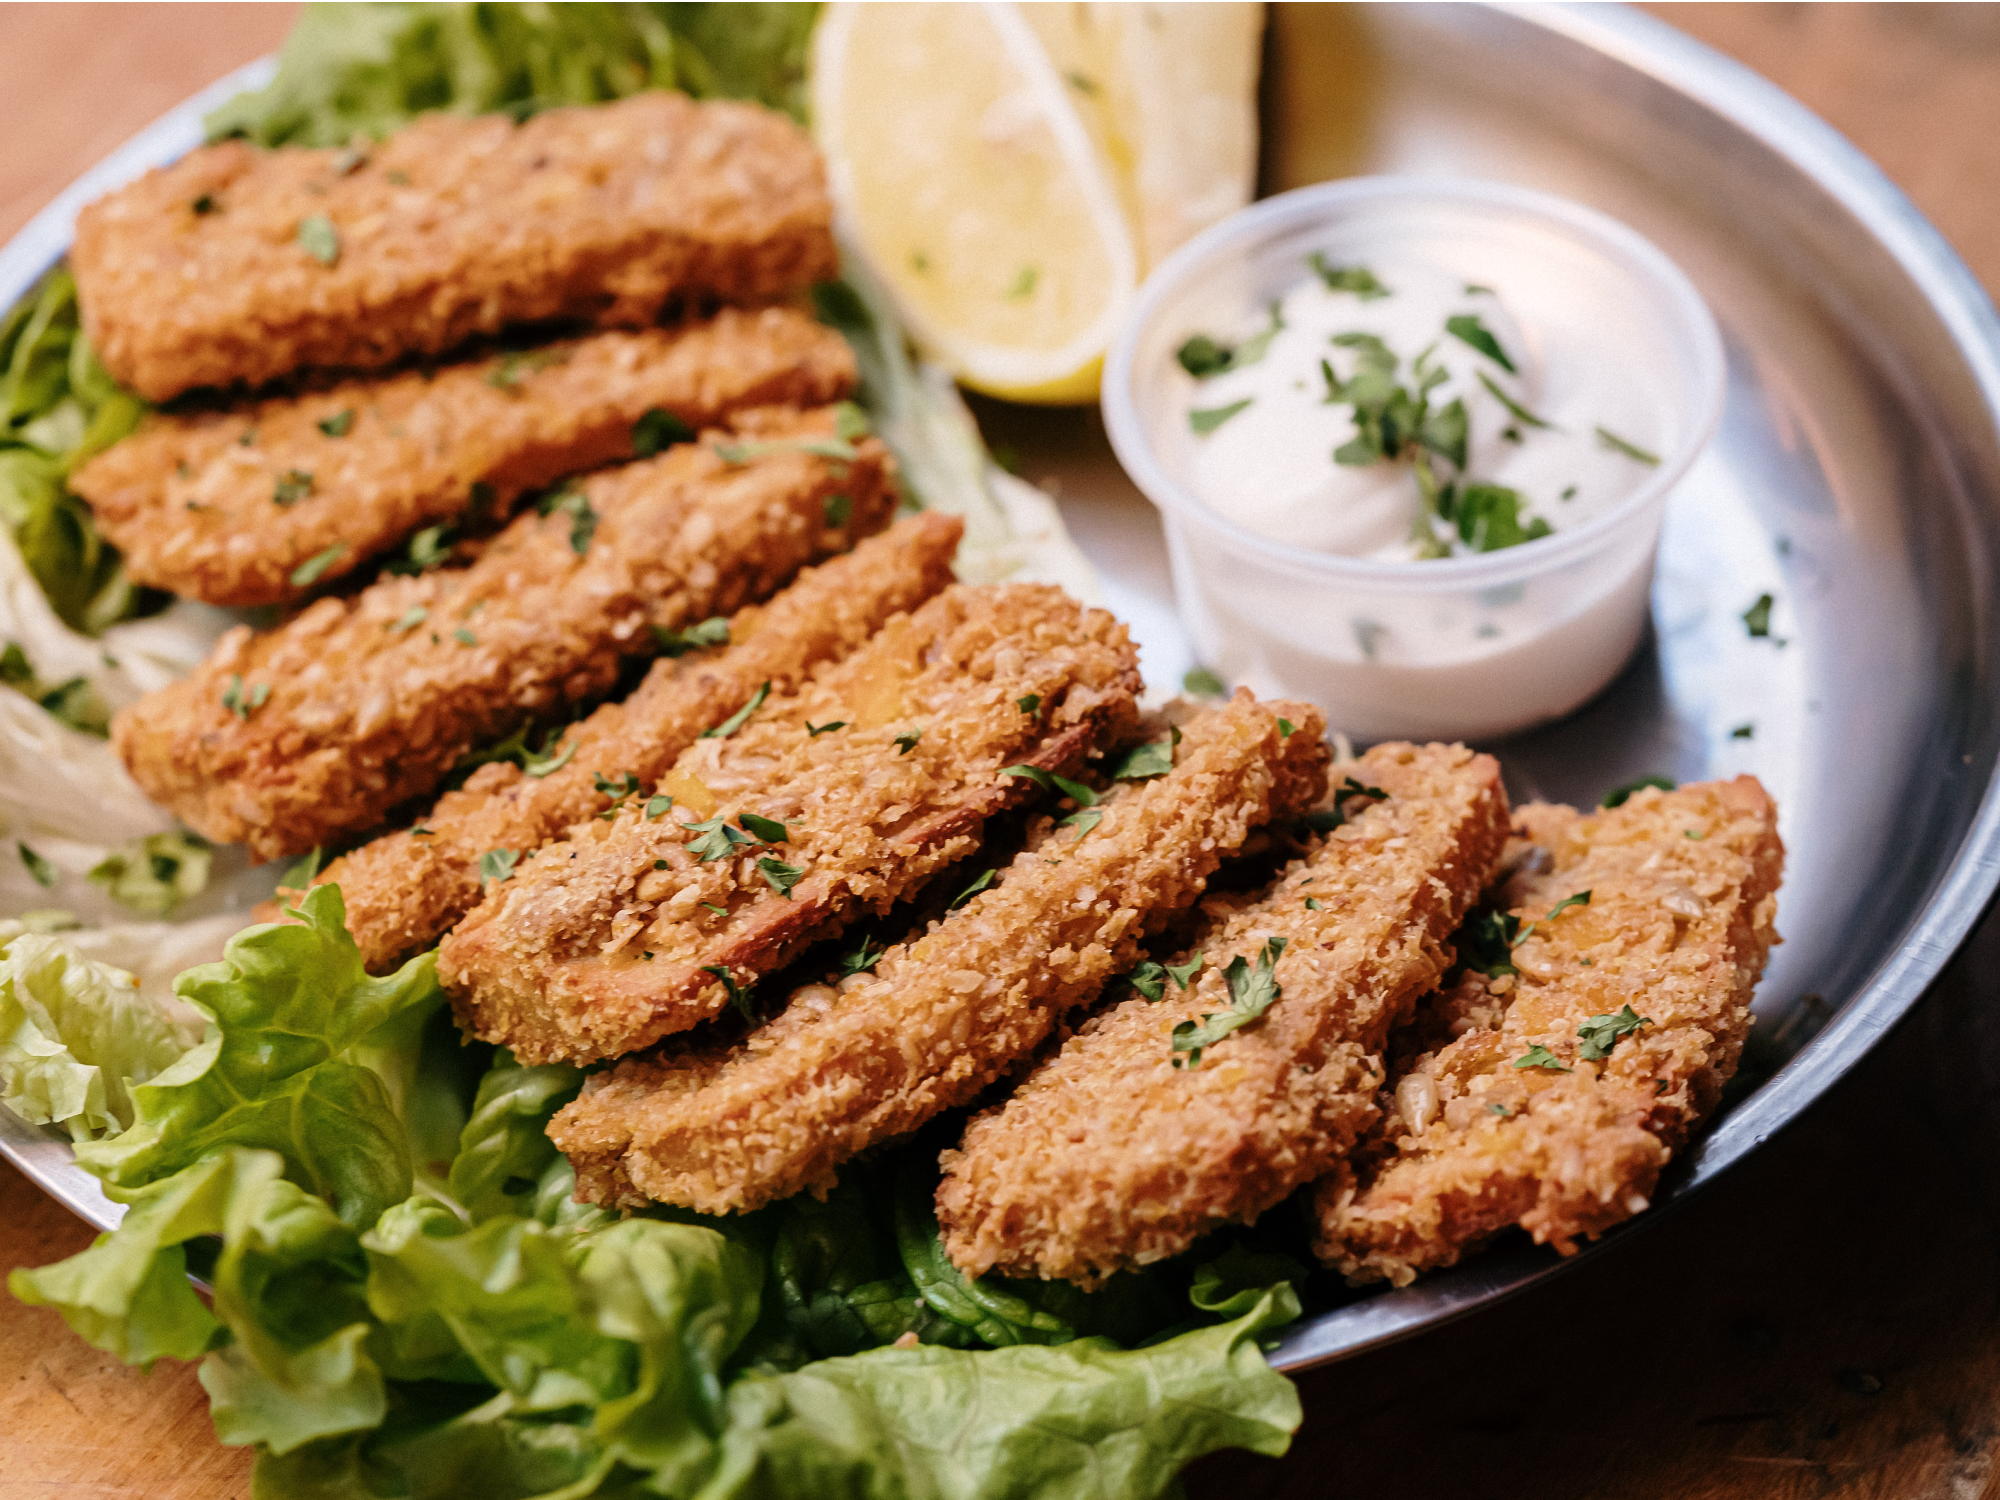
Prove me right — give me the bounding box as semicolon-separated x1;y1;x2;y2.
299;514;962;974
441;583;1144;1065
1312;777;1784;1286
934;742;1509;1287
112;407;894;861
73;309;856;606
73;93;835;401
549;693;1330;1214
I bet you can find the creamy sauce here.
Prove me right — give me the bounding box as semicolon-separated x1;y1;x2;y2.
1174;252;1666;565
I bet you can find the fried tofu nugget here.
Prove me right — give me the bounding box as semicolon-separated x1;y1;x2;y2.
113;408;894;861
441;583;1144;1065
549;693;1330;1214
304;514;962;974
1313;777;1784;1286
934;742;1509;1287
74;93;835;402
73;309;857;606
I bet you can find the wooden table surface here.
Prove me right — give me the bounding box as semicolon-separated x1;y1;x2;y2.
7;5;2000;1498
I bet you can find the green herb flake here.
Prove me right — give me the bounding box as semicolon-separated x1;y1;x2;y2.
806;720;846;737
1305;897;1324;911
289;542;347;588
702;681;769;739
685;816;757;863
1477;371;1553;430
1126;961;1168;1002
192;194;219;216
1731;723;1755;740
1005;266;1039;300
391;605;428;633
1453;484;1551;553
1742;593;1776;639
653;616;730;657
297;213;341;265
316;408;355;438
478;847;519;887
950;869;997;909
1015;695;1041;715
739;813;790;844
1595;425;1661;465
703;964;757;1022
832;401;871;441
644;794;673;819
1302;775;1389;834
486;348;566;392
1308;253;1390;300
1001;765;1097;809
387;523;453;575
1172;936;1288;1068
219;674;270;721
1107;727;1180;781
1278;719;1297;739
1445;313;1515;372
536;486;597;555
1515;890;1591;949
823;493;853;527
1183;665;1226;698
17;842;55;888
1167;954;1205;990
892;728;923;756
1601;774;1675;809
593;771;640;803
757;856;805;899
631;407;694;457
452;627;477;647
1189;398;1252;435
1513;1044;1573;1073
839;935;888;978
272;469;315;507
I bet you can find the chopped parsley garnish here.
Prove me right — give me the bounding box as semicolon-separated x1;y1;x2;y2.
486;348;566;391
478;847;519;887
272;469;315;506
1001;763;1099;838
1172;937;1287;1068
950;868;997;908
1006;266;1039;300
701;681;769;739
536;486;597;555
387;523;453;575
18;842;55;888
296;214;340;265
391;605;428;633
1183;665;1226;698
411;827;433;837
703;964;758;1022
1447;483;1551;553
1127;952;1203;1001
239;428;257;447
833;401;871;441
823;493;852;527
891;728;923;756
1189;398;1252;435
1016;695;1041;715
1513;1044;1572;1073
1601;774;1675;808
1307;253;1390;300
711;436;860;465
593;771;641;802
1460;908;1524;978
1107;727;1181;781
653;616;729;657
1731;723;1755;740
192;194;219;216
1278;718;1297;739
219;674;270;721
289;543;348;588
739;813;790;844
685;816;757;862
1176;301;1285;379
631;408;694;457
1577;1005;1652;1061
1476;371;1553;429
807;720;846;736
1305;897;1324;911
455;723;576;780
839;936;887;978
283;847;323;889
1065;69;1100;95
317;409;355;438
1516;890;1591;947
1302;775;1389;833
1595;425;1661;465
644;794;673;819
1741;593;1776;639
1444;313;1515;372
757;856;805;899
452;627;477;647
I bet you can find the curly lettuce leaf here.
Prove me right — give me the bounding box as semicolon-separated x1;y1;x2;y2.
73;884;446;1226
205;1;817;148
0;927;199;1139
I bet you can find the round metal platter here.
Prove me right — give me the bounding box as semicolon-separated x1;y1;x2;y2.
6;3;2000;1375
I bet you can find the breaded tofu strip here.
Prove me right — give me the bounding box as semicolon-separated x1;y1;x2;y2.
1313;778;1784;1286
935;742;1509;1287
113;408;894;861
307;514;962;974
74;93;835;402
550;694;1331;1214
73;309;857;606
441;583;1144;1066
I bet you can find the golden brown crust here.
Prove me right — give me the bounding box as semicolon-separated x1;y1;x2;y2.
73;93;836;402
1312;777;1784;1286
112;407;895;861
934;742;1510;1287
548;692;1330;1213
73;309;856;606
440;583;1144;1065
302;514;963;974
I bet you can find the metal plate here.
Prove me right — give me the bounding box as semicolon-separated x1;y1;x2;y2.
7;4;2000;1374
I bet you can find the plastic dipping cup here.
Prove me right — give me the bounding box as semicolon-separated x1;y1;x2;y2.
1102;176;1726;743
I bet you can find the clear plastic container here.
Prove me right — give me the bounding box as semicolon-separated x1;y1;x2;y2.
1102;176;1725;742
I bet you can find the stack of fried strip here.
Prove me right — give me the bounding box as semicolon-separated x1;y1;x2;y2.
440;582;1145;1064
1312;778;1783;1285
549;692;1330;1213
307;513;964;974
935;741;1510;1286
113;407;896;859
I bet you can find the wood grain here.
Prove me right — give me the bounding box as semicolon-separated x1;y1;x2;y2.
5;5;2000;1498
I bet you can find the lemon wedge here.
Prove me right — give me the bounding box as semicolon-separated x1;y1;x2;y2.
812;1;1139;404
